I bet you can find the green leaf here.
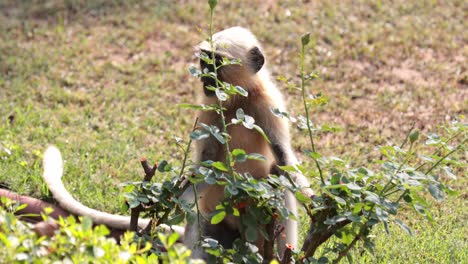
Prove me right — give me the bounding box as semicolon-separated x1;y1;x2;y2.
442;166;456;179
15;203;28;212
225;185;239;195
166;212;185;226
270;107;289;118
236;108;245;119
157;160;170;172
352;203;364;214
409;130;419;143
167;233;180;248
235;86;248;96
308;151;322;160
232;207;240;216
199;123;225;144
247;153;266;161
295;191;312;203
232;149;247;162
188;66;201;77
245;226;258;242
212;161;229;172
324;215;347;225
190;129;210;140
346;183;362;191
419;154;434;162
215;88;228;101
324;184;346;190
318;257;329;264
278;165;299;172
258;226;270;240
425;133;441;145
364;191;381;205
243;115;255;129
128;199;140;209
346;214;362;223
212;131;226;144
253;124;271;143
403;193;412;203
334;195;347;205
137;196;150;203
394;219;414;236
382;201;399;215
375;207;388;222
208;0;218;9
211;210;226;224
301;32;311;46
427;183;445;201
340;230;354;245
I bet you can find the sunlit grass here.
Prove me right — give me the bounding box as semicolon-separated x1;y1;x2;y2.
0;0;466;262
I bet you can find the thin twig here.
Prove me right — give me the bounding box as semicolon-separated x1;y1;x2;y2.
140;158;157;181
263;218;276;262
281;247;293;264
414;130;464;171
130;158;158;232
177;117;199;179
332;223;367;264
424;138;466;175
299;37;324;185
399;122;416;149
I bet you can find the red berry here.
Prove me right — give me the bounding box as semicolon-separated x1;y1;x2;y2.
235;202;247;209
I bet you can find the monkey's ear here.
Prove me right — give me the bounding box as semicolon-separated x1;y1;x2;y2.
249;46;265;73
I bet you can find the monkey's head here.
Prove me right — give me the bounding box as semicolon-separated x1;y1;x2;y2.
196;27;265;96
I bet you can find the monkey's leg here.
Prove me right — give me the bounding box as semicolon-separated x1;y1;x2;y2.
185;216;240;259
204;219;241;249
180;132;220;203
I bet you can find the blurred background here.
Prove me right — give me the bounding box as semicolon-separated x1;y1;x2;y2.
0;1;466;262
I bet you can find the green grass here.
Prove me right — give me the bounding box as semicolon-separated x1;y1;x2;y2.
0;0;466;262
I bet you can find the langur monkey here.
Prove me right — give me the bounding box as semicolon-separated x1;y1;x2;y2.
183;26;313;259
41;146;185;235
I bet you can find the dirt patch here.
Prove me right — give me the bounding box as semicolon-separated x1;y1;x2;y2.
391;67;427;86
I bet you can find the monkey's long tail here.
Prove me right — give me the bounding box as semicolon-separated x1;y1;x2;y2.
42;146;185;237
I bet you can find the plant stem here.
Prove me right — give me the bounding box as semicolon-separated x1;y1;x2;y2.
332;223;368;264
177;118;198;179
414;130;463;171
395;189;409;203
208;5;234;176
399;122;416;149
300;39;324;185
394;137;465;211
383;187;401;198
424;138;466;175
193;183;202;241
380;141;414;196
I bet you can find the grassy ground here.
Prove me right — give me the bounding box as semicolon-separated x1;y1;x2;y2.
0;0;466;262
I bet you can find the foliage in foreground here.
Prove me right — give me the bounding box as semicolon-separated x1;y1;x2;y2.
0;197;195;263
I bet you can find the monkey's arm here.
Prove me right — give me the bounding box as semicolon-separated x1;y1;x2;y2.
256;112;314;197
180;112;221;203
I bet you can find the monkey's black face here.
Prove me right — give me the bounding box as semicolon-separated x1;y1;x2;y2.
198;47;265;97
199;50;224;97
